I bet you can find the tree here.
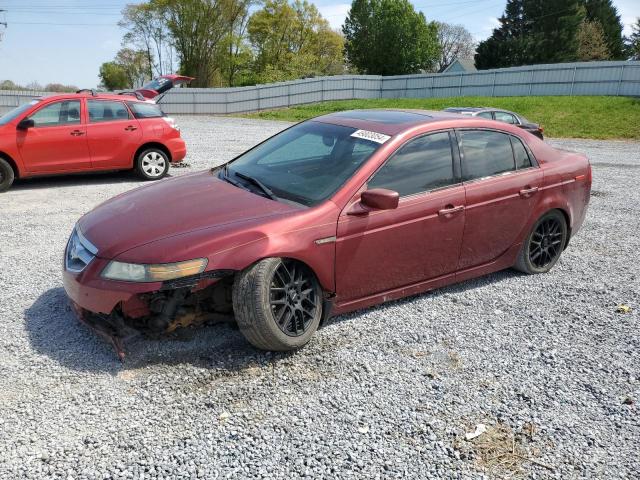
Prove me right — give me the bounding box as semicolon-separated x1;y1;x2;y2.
582;0;624;59
435;22;475;72
115;48;151;88
247;0;344;84
475;0;584;69
99;62;129;90
576;19;610;60
44;83;79;93
153;0;252;87
120;3;175;78
343;0;439;75
625;18;640;60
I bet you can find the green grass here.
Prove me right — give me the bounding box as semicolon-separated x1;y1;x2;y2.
242;96;640;140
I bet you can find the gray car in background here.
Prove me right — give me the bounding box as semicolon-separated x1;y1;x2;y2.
444;107;545;139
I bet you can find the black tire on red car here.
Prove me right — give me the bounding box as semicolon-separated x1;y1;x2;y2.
514;210;568;274
232;258;323;351
0;157;15;193
135;148;170;180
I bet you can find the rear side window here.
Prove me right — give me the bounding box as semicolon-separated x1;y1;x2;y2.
477;111;493;119
494;111;517;124
127;102;165;119
511;137;532;169
30;100;81;127
460;130;515;181
88;100;131;122
368;131;455;196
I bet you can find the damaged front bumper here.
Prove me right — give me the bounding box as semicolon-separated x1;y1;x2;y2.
63;264;236;361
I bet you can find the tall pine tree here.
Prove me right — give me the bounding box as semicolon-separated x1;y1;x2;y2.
582;0;624;59
476;0;587;69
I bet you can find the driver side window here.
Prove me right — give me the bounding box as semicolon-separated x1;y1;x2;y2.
368;131;456;197
30;100;81;127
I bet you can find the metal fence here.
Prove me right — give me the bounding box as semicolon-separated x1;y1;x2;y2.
1;61;639;115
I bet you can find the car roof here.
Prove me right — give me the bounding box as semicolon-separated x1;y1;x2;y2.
38;92;152;103
313;109;481;136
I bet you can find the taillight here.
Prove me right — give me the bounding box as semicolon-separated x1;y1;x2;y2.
538;126;544;133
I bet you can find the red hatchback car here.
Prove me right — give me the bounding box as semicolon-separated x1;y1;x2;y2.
0;89;186;192
63;110;591;360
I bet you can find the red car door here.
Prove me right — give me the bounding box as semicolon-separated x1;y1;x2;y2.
16;99;91;173
335;131;466;302
85;100;142;170
457;129;543;270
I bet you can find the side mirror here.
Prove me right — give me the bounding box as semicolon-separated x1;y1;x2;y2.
17;118;35;130
348;188;399;215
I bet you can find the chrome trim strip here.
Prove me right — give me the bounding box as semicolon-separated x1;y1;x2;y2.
315;236;337;245
76;227;98;255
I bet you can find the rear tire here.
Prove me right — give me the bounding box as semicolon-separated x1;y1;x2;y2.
232;258;323;351
135;148;169;180
514;210;567;274
0;158;15;193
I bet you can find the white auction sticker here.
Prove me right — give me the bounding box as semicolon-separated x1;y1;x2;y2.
350;129;391;144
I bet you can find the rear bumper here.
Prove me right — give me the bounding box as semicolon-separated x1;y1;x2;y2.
63;258;162;314
166;137;187;163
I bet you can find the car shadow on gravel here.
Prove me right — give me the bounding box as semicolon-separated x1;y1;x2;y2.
11;171;151;191
24;287;288;375
27;271;521;374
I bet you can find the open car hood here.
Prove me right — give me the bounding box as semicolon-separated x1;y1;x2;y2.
135;74;195;100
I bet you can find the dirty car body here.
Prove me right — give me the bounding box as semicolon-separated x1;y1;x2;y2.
63;110;591;359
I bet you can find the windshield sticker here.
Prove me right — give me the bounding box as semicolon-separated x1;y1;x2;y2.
350;129;391;144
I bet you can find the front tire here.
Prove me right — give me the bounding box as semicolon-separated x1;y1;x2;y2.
514;210;568;274
0;158;15;192
135;148;169;180
232;258;323;351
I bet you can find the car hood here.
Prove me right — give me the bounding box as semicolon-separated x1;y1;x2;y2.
78;171;299;259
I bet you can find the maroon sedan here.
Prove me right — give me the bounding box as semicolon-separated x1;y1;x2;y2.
63;110;591;359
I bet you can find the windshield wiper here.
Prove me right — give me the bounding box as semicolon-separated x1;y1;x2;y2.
217;164;245;189
234;171;277;201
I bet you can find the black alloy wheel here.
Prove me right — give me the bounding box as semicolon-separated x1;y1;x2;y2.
514;209;568;274
269;260;319;337
529;216;563;269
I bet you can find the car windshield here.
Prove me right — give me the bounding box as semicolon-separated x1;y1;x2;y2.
226;121;383;206
0;100;39;126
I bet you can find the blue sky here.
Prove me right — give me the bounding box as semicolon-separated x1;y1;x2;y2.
0;0;638;88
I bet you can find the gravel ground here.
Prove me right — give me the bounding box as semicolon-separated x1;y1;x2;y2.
1;116;638;479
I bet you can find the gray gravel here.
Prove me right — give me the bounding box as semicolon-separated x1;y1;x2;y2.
1;116;639;479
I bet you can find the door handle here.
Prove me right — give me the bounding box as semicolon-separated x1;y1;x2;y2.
124;125;137;131
70;130;85;136
519;186;539;198
438;205;464;217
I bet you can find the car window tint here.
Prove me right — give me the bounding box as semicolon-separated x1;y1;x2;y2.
477;111;493;119
88;100;130;122
30;100;81;127
460;130;515;181
256;132;336;165
511;136;532;169
228;121;380;206
368;132;455;196
494;111;517;124
127;102;165;118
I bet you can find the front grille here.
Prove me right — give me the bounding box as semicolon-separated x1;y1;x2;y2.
65;228;98;273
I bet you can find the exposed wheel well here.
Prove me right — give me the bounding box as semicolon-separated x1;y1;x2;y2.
133;142;172;165
0;151;19;179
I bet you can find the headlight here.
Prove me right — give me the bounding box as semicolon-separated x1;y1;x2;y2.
101;258;208;282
